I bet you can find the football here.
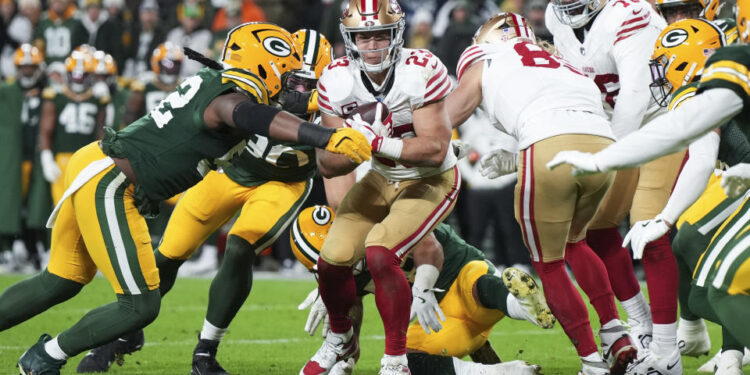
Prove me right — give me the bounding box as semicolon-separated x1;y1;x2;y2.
346;101;390;125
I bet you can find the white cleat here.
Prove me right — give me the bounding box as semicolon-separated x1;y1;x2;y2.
300;329;359;375
487;360;541;375
698;348;750;373
502;267;556;329
379;355;410;375
626;343;682;375
329;358;355;375
628;318;653;354
677;318;711;357
578;359;610;375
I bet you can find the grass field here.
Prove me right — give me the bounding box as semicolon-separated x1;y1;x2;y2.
0;274;725;374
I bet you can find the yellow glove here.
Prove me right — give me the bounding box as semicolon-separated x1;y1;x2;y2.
326;128;372;164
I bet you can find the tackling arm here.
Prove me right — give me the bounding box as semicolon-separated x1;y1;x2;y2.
445;62;483;129
316;112;362;178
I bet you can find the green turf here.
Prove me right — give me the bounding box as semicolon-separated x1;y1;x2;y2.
0;274;724;374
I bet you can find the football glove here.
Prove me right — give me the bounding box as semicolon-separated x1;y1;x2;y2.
546;151;602;176
623;214;671;260
325;128;372;164
479;149;517;179
410;285;446;334
298;288;330;338
41;149;61;183
721;163;750;198
452;139;471;160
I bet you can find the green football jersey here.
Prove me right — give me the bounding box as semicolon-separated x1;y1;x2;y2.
34;15;88;65
45;87;109;153
355;223;488;302
697;44;750;126
221;136;316;187
101;67;265;201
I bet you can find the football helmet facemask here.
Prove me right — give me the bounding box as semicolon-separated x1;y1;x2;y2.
280;29;333;115
551;0;607;29
65;50;96;93
13;43;44;89
737;0;750;43
656;0;718;24
340;0;406;73
151;42;184;86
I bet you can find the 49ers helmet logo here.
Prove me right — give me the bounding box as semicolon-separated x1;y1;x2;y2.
263;36;292;57
661;28;689;48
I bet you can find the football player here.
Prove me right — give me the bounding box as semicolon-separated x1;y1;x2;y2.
33;0;88;65
548;0;750;351
655;0;719;24
301;1;459;374
39;49;110;205
74;28;335;375
446;12;635;375
546;0;684;366
124;43;184;127
0;22;370;375
293;206;549;375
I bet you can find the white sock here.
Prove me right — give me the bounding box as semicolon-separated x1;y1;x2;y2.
581;352;603;362
621;292;651;325
328;327;353;342
678;317;705;331
452;357;491;375
505;294;525;320
601;319;620;330
382;354;407;366
652;322;677;353
44;337;69;361
199;319;228;341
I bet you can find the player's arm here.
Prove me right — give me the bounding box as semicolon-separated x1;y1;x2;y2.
377;100;451;168
38;100;56;152
410;233;447;333
95;106;107;139
204;92;370;164
316;112;361;178
445;62;483;128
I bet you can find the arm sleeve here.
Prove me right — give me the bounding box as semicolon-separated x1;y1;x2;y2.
718;120;750;165
660;131;720;224
594;88;744;170
609;22;661;139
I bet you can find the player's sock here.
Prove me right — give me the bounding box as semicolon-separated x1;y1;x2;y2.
200;319;227;341
57;289;160;356
532;259;598;357
317;258;356;334
0;269;83;331
621;292;651;325
366;246;411;356
565;241;619;325
405;353;456;375
641;235;678;325
154;249;185;296
721;325;745;353
205;235;255;328
581;352;604;362
44;337;69;361
586;227;641;300
652;322;677;354
475;274;510;315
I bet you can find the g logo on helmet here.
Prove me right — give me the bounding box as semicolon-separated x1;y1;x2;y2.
312;206;333;225
661;28;689;48
263;36;292;57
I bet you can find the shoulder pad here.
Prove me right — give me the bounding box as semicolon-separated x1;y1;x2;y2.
399;49;452;107
606;0;657;44
221;68;270;105
317;58;356;116
42;87;56;100
457;45;490;82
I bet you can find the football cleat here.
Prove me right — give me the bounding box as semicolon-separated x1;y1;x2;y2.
379;355;410;375
578;359;610;375
76;330;145;373
600;324;637;375
329;358;355;375
628;318;653;353
676;318;711;357
626;342;682;375
18;334;66;375
301;329;359;375
502;267;556;329
191;336;229;375
698;348;750;373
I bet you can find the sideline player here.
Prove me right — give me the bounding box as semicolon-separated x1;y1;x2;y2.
0;22;370;374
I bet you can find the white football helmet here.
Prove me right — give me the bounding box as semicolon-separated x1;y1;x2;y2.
551;0;607;28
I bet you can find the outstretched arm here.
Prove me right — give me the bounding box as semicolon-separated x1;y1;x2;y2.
445;62;483;129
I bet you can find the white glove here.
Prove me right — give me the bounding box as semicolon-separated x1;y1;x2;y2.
479;149;518;179
298;288;330;338
329;358;356;375
546;150;602;176
721;163;750;198
623;214;672;260
452;139;471;160
410;285;446;334
40;149;61;183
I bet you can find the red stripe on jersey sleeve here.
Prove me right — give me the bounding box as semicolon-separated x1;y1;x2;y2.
318;91;330;103
426;65;447;88
318;82;327;93
614;22;649;44
424;74;449;100
424;78;451;103
318;100;334;112
457;47;485;81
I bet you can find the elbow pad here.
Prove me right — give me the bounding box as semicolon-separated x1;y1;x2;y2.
232;100;281;137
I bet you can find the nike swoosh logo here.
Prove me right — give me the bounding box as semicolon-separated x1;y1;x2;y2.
431;61;438;69
641;222;649;227
666;359;679;370
416;296;426;303
632;9;642;15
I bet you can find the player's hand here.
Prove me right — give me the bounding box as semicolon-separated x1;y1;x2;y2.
546;151;602;176
40;149;61;183
479;148;517;179
298;288;330;338
410;286;446;334
452;139;471;160
721;163;750;198
326;128;372;164
623;214;671;260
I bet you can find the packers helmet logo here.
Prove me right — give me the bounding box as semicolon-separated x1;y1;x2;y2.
263;36;292;57
312;206;333;225
661;28;689;48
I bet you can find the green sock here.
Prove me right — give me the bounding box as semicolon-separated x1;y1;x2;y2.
205;235;256;328
475;274;510;315
154;249;185;296
406;353;456;375
721;325;745;353
708;288;750;348
58;289;160;356
0;269;83;331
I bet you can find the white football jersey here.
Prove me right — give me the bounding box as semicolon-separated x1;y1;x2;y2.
456;41;614;149
317;48;457;181
545;0;665;121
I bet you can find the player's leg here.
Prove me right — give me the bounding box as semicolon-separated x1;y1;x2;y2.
365;166;460;371
303;174;386;375
706;234;750;347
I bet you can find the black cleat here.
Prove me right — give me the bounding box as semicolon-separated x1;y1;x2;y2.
191;336;229;375
18;333;66;375
76;330;145;373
